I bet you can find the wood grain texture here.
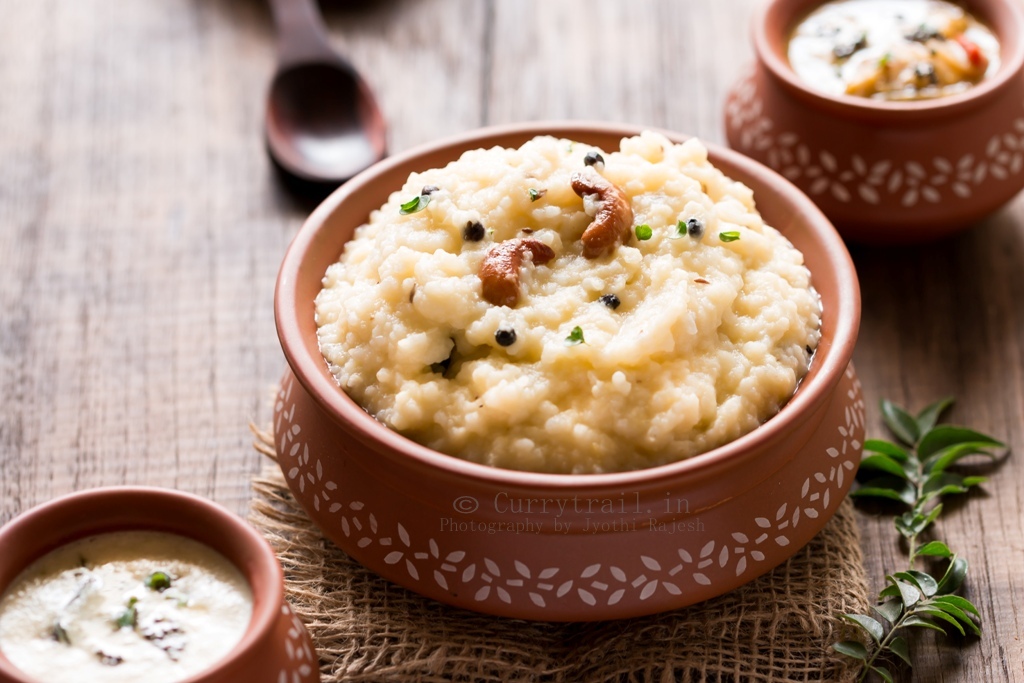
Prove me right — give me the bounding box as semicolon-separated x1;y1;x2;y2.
0;0;1021;680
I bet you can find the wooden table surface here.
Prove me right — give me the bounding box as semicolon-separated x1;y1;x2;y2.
1;1;1021;680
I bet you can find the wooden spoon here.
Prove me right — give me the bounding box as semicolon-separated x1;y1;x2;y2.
265;0;386;186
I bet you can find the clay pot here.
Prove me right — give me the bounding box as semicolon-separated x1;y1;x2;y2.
0;487;319;683
274;121;863;621
725;0;1024;244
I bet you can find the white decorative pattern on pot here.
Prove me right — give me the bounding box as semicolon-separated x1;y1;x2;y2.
726;67;1024;210
277;603;317;683
273;363;865;620
722;0;1024;243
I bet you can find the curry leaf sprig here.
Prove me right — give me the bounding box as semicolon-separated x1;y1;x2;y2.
833;397;1005;683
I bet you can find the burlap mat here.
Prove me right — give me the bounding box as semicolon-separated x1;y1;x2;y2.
249;427;869;683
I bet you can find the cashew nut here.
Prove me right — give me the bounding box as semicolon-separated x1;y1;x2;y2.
571;171;633;259
479;238;555;307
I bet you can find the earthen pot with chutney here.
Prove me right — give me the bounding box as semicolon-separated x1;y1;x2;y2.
0;488;320;683
725;0;1024;243
273;121;864;622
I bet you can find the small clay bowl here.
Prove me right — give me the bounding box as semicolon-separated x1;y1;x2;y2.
725;0;1024;244
0;487;319;683
274;120;863;621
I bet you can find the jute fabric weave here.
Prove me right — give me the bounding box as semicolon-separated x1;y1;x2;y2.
250;427;869;683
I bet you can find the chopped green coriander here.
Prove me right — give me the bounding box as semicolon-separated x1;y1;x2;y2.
564;326;586;346
528;188;547;202
115;597;138;629
399;194;431;215
145;571;172;592
670;219;688;239
719;231;741;242
879;52;892;67
635;224;653;241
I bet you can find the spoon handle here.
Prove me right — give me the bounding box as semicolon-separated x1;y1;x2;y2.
268;0;335;66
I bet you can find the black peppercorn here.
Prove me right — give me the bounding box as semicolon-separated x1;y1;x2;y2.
495;328;517;347
463;220;485;241
583;151;605;167
686;217;705;239
421;185;440;195
599;294;621;310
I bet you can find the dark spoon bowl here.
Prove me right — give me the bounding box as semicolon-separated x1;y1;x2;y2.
267;61;386;183
265;0;387;187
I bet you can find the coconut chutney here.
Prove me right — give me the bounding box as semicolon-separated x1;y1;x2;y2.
788;0;999;100
0;531;252;683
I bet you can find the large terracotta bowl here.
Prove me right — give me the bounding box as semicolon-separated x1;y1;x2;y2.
725;0;1024;244
0;488;319;683
274;121;863;621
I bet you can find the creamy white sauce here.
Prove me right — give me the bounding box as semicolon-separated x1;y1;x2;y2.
0;531;253;683
789;0;999;100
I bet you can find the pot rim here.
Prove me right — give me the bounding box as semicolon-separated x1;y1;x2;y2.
0;486;284;683
753;0;1024;121
274;120;861;492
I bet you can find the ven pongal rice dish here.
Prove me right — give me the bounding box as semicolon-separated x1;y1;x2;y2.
315;132;821;474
